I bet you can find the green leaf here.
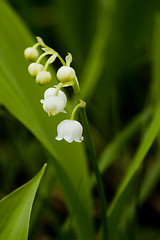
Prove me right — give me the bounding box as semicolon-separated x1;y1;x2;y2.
90;108;151;191
98;108;151;173
0;164;46;240
108;104;160;240
118;152;160;237
0;1;94;239
115;14;160;237
107;13;160;240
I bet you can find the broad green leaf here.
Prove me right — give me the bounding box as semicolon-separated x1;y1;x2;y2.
0;1;94;239
0;164;46;240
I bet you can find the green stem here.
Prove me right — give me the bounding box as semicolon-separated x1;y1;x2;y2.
44;55;54;70
54;81;73;96
80;107;108;240
54;83;64;96
70;103;81;120
72;82;81;99
43;44;66;66
32;42;40;49
57;53;66;66
36;52;49;64
72;73;108;239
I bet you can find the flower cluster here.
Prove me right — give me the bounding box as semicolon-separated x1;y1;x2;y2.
24;37;85;143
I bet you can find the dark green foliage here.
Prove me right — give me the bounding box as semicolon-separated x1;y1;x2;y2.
1;0;160;239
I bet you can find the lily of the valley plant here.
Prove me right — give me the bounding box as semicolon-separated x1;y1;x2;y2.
24;37;108;240
24;37;85;143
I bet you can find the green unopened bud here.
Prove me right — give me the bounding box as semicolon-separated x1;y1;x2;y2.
28;63;43;77
57;66;76;83
65;53;72;66
24;47;39;61
36;71;51;85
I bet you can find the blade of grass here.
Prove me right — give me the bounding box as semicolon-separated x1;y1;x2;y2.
98;108;151;173
89;107;151;189
107;103;160;240
119;147;160;236
107;14;160;239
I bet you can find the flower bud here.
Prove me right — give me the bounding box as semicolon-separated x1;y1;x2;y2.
28;63;43;77
55;119;83;143
57;66;76;83
41;96;66;116
24;47;39;61
36;71;51;85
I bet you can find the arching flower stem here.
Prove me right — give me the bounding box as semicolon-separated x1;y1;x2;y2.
37;39;66;66
54;83;65;96
70;103;81;120
32;42;40;49
43;45;65;66
56;53;66;66
70;100;86;120
36;52;50;64
54;81;73;96
44;55;54;71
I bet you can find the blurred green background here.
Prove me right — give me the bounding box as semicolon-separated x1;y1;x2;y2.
1;0;160;239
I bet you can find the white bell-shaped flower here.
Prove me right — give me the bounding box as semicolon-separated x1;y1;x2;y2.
28;63;43;77
40;88;67;116
24;47;39;61
57;66;76;83
55;119;84;143
36;71;51;84
41;96;66;116
44;87;67;105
